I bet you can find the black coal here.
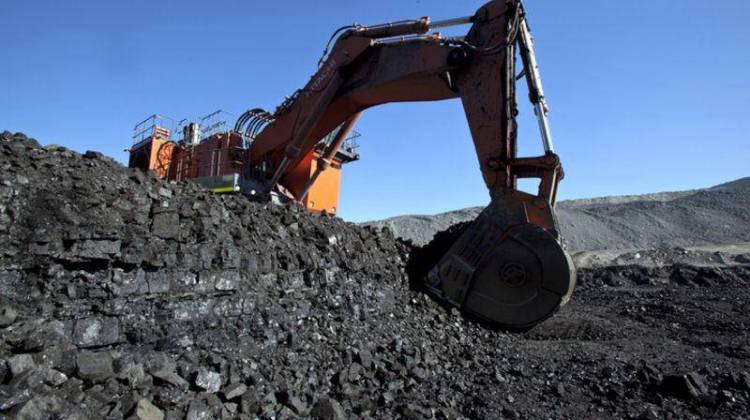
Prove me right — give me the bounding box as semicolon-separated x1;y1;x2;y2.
1;131;748;419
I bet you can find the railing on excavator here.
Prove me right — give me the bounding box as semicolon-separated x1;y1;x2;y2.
135;111;360;184
198;110;235;139
319;124;361;160
132;114;178;146
133;111;235;146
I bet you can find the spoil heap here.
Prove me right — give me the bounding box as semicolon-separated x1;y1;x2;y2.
1;131;749;419
367;179;750;250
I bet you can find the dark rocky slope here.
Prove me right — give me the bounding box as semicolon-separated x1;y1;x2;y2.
0;131;749;419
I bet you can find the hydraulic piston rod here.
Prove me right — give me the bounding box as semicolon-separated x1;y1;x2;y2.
429;16;473;29
267;73;344;194
356;18;430;38
357;14;472;40
298;112;363;202
519;17;554;153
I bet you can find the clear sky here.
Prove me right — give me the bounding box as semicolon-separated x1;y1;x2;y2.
1;1;748;222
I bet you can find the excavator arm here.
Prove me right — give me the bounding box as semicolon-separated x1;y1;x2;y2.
246;0;575;329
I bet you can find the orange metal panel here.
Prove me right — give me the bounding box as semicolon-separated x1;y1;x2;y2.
164;133;245;181
283;151;315;198
304;157;343;215
129;138;176;180
168;146;195;181
149;139;176;179
130;133;346;215
282;151;345;215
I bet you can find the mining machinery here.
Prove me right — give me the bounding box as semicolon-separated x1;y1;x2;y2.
128;0;576;328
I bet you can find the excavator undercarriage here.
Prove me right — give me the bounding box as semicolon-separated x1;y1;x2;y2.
128;0;575;328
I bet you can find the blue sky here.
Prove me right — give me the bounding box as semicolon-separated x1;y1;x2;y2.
1;1;748;222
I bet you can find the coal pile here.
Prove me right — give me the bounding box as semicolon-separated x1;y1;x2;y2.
1;130;750;419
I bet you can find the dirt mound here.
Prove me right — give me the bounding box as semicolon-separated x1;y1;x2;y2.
367;178;750;251
559;180;750;251
573;243;750;269
0;131;415;418
1;131;749;419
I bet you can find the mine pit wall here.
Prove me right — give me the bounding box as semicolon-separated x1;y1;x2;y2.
0;265;353;349
0;199;406;350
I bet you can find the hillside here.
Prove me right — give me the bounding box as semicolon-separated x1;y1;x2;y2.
367;178;750;251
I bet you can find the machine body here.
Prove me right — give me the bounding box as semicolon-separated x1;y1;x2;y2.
129;0;576;328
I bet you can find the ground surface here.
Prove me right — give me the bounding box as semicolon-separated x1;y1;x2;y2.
0;131;748;420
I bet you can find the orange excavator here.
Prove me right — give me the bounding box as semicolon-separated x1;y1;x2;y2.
128;0;575;328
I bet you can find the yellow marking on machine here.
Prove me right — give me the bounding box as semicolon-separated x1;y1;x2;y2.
212;186;239;193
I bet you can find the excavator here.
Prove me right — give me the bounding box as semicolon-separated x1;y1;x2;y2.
128;0;576;329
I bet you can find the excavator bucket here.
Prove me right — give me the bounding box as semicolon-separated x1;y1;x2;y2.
425;194;576;329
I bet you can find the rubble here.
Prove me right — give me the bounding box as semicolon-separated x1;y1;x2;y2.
221;383;247;401
7;354;35;378
76;351;114;382
310;397;346;420
194;368;222;393
73;317;120;348
0;304;17;327
662;372;709;400
0;131;749;418
134;399;165;420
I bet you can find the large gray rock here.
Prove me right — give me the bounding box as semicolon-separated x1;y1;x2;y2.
151;212;180;239
195;368;222;393
0;388;32;411
73;317;120;348
76;351;113;381
186;400;211;420
150;367;189;390
7;354;36;377
310;397;346;420
221;383;247;401
77;239;121;259
111;269;148;297
0;303;18;327
134;399;164;420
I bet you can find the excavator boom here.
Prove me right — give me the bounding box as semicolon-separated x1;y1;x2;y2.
246;0;576;328
128;0;575;329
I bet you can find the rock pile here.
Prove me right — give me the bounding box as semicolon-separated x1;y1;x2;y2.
1;131;749;419
0;131;413;419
